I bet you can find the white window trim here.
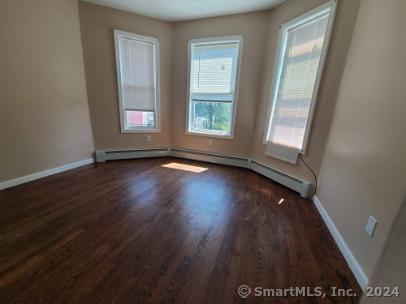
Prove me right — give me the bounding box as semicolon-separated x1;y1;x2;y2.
263;0;337;153
185;35;243;139
113;30;161;133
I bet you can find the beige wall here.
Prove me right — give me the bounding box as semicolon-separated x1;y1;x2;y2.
0;0;360;182
170;12;269;157
2;0;404;288
316;0;406;278
169;0;360;178
78;0;359;174
0;0;94;182
361;199;406;303
78;2;172;150
251;0;360;181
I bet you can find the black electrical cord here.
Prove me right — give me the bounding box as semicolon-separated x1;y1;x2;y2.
299;154;317;197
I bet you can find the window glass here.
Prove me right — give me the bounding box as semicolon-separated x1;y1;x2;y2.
114;31;159;131
187;38;241;137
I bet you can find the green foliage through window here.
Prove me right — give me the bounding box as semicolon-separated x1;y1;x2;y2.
193;100;232;133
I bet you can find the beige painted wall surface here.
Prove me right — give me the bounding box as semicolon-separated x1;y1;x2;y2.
251;0;360;181
78;2;172;150
170;12;269;157
0;0;94;182
78;0;359;173
361;200;406;304
317;0;406;278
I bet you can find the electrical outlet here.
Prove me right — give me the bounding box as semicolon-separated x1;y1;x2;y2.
147;135;152;142
208;139;213;146
364;215;378;237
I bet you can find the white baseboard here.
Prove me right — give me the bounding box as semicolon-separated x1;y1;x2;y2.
0;158;94;190
312;195;369;289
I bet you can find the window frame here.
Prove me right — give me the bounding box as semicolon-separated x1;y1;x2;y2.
263;1;337;153
114;30;160;133
185;35;243;139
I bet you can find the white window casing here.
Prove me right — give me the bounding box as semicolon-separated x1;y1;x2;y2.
114;30;160;132
186;36;243;138
264;1;337;164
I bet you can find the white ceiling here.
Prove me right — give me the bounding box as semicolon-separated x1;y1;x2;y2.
82;0;285;21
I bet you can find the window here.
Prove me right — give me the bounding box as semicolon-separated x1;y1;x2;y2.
265;1;336;163
114;30;159;132
186;37;242;137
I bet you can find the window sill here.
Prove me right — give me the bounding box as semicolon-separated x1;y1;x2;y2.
186;130;234;139
121;128;160;133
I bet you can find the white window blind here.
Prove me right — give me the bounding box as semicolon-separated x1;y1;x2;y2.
265;2;335;164
114;30;159;132
187;38;241;137
119;38;156;111
191;43;239;100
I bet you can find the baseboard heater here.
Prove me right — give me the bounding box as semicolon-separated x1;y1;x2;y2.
95;148;169;162
169;148;250;168
95;148;313;198
250;160;312;198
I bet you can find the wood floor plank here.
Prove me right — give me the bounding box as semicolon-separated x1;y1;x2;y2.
0;157;362;303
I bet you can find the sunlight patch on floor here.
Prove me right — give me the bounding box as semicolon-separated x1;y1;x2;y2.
161;162;208;173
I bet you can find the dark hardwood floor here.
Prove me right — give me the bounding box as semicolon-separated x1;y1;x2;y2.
0;157;361;303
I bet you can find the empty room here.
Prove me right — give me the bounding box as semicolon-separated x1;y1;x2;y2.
0;0;405;303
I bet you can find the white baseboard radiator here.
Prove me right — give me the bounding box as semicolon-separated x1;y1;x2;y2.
95;148;169;162
95;148;313;198
169;148;250;169
250;160;313;198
